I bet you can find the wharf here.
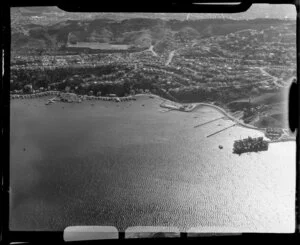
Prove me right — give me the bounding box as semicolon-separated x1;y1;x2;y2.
206;123;236;138
194;116;225;128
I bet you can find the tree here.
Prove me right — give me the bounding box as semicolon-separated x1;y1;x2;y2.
34;79;48;89
23;84;33;94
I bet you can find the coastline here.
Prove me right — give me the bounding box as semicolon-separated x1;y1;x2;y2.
158;97;295;143
10;91;136;102
10;92;295;143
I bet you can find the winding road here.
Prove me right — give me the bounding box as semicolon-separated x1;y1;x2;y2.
148;45;158;57
165;50;176;66
256;66;282;87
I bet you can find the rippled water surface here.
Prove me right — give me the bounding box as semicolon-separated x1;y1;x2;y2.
10;96;295;232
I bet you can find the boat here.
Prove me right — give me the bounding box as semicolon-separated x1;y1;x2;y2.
233;136;268;155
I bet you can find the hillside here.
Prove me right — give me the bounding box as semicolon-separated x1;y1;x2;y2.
10;11;296;129
11;17;295;54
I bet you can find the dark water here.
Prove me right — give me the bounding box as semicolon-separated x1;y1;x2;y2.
10;96;295;232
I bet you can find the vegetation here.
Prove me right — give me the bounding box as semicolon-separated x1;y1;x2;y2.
10;16;296;129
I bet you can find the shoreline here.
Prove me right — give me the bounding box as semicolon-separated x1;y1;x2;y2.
10;92;295;143
10;91;136;102
160;99;263;130
159;98;295;143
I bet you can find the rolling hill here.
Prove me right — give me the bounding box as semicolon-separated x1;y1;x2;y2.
11;17;295;54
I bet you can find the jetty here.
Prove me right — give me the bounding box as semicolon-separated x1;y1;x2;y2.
194;116;225;128
159;108;175;113
206;123;236;138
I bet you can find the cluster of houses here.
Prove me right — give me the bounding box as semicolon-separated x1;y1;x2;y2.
10;90;60;99
10;90;136;103
49;93;137;104
83;94;136;102
11;53;134;71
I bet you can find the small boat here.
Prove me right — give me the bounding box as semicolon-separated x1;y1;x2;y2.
219;145;223;149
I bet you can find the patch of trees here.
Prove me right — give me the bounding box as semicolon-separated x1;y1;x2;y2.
243;107;256;119
82;83;127;96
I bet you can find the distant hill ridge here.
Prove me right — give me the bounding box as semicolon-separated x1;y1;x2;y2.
11;17;295;53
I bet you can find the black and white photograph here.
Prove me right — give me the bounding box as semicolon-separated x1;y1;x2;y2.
7;2;297;239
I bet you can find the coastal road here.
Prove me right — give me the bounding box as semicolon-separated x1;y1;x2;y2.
192;102;264;131
159;97;263;131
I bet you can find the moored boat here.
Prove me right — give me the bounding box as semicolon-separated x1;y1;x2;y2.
233;136;268;155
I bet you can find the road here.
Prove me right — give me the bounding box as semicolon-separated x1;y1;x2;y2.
256;66;282;87
165;50;176;66
130;45;158;58
148;45;158;57
165;46;188;66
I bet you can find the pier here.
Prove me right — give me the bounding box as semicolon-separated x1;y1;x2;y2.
159;109;175;113
194;116;225;128
206;123;236;138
